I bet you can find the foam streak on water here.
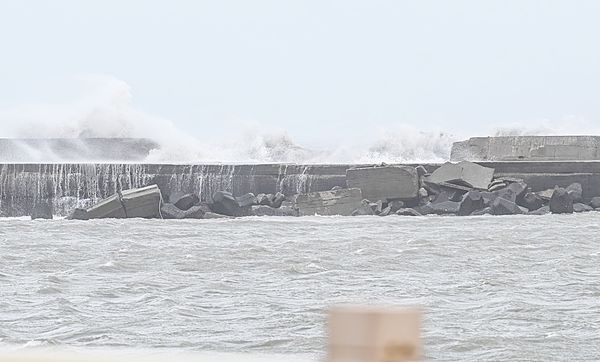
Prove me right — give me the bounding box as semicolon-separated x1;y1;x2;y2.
1;214;600;361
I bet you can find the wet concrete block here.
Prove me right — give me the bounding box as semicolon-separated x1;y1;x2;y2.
426;161;495;190
346;166;419;202
295;188;363;216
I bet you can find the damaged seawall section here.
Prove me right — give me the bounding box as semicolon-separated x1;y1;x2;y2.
2;162;600;217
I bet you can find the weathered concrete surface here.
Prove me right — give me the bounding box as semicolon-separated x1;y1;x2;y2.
86;185;162;219
426;161;495;190
346;166;418;201
295;188;363;216
2;161;600;217
452;136;600;161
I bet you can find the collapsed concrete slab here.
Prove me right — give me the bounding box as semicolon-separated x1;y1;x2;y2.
426;161;495;190
295;188;363;216
85;185;162;219
346;166;418;202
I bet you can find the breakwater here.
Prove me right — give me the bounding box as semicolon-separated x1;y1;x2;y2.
2;161;600;217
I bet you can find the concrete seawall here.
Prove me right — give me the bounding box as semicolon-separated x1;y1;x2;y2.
1;161;600;217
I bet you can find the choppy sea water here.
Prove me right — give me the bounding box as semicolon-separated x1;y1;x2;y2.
1;214;599;361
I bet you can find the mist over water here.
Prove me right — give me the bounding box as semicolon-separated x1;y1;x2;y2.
2;76;600;164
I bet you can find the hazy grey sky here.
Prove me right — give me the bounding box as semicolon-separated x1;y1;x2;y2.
1;0;600;146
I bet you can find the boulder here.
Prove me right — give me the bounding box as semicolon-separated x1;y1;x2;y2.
271;192;286;208
471;207;492;216
251;205;298;216
519;192;545;211
396;208;422;216
430;201;460;215
458;190;485;216
418;187;428;199
67;208;89;220
370;200;383;214
352;200;375;216
236;193;258;208
346;166;419;202
566;183;583;203
388;200;405;213
331;186;343;191
295;188;363;216
426;161;495;190
161;203;206;219
31;200;53;220
86;193;127;219
493;181;527;203
203;212;232;219
590;197;600;209
549;188;574;214
573;203;593;213
490;197;526;215
529;206;550;215
379;206;392;216
415;165;428;179
172;193;200;211
488;182;507;192
259;194;275;206
211;191;249;217
535;188;555;201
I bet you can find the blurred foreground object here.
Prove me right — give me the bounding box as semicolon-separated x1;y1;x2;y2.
328;306;422;362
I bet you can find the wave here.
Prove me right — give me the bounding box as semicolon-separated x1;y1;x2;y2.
1;75;598;164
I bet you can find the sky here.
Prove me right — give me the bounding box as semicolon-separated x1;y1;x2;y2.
1;0;600;151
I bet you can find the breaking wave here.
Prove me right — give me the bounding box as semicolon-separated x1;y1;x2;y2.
1;75;598;164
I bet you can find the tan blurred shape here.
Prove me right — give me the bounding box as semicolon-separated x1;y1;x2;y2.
328;306;422;362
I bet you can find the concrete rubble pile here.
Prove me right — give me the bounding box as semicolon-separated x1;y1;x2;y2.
59;160;600;220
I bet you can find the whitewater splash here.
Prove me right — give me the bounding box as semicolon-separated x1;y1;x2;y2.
1;75;598;164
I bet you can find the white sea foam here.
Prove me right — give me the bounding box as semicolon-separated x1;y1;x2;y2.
1;75;598;164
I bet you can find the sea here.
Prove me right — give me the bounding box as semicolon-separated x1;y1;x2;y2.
1;214;599;361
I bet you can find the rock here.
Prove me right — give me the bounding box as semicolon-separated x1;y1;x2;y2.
458;190;485;216
432;189;464;203
161;203;206;219
236;193;258;208
67;208;89;220
251;205;298;216
470;207;492;216
566;183;583;203
480;191;498;206
31;200;53;220
519;192;545;211
396;208;422;216
493;181;528;203
352;200;375;216
415;165;428;178
346;166;419;202
203;212;232;219
256;194;269;205
573;203;593;213
379;206;392;216
388;200;405;213
86;185;162;219
331;186;342;191
590;197;600;209
430;201;460;215
173;193;199;211
418;187;428;199
413;203;434;215
549;188;574;214
271;192;286;208
370;200;383;214
211;191;249;217
529;206;550;215
295;188;363;216
488;182;507;192
426;161;495;190
259;194;274;206
490;197;526;215
535;188;555;201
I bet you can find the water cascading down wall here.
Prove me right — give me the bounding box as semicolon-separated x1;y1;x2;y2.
0;164;350;217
